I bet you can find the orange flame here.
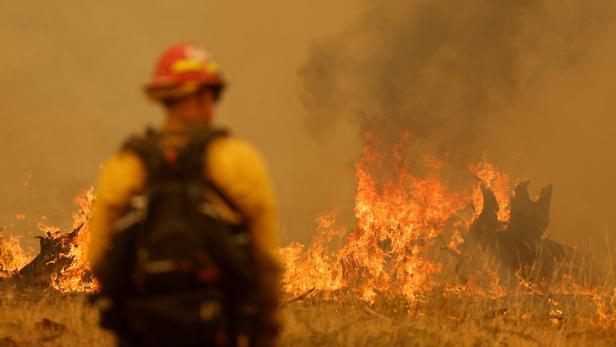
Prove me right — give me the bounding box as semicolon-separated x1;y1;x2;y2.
0;232;30;278
2;131;615;332
49;188;99;292
281;133;488;304
470;162;511;222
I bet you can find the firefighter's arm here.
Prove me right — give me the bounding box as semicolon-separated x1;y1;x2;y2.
206;137;283;328
88;151;147;270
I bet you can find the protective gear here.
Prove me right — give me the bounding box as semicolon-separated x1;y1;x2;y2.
89;119;282;346
93;128;259;346
144;43;226;101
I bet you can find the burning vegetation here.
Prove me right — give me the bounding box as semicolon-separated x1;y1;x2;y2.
281;133;598;302
0;189;97;292
279;132;616;336
0;132;615;344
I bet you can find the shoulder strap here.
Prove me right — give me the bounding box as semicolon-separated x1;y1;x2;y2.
180;127;229;181
122;126;165;176
181;128;245;215
121;126;243;215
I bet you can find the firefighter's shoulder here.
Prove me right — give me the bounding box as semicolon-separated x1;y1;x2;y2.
206;136;270;181
205;136;275;214
95;151;147;208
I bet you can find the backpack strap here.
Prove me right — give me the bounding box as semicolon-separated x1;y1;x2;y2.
179;127;229;181
181;128;245;216
122;126;166;182
121;126;244;216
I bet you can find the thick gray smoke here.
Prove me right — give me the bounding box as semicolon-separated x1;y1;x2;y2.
1;0;616;256
298;0;616;258
299;0;612;164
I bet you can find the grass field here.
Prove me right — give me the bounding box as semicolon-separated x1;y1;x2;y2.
0;287;615;347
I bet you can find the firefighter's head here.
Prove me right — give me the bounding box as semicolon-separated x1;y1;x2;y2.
144;43;226;123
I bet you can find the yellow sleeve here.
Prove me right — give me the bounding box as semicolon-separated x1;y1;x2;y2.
206;137;283;308
88;151;147;269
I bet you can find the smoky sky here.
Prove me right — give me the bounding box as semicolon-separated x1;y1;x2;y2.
1;0;616;258
299;0;613;164
0;1;363;247
298;0;616;259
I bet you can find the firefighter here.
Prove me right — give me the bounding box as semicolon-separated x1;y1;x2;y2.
88;43;282;346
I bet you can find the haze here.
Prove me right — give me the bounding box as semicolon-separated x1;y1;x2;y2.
1;0;615;260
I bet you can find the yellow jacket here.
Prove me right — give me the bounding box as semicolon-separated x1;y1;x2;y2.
88;119;282;319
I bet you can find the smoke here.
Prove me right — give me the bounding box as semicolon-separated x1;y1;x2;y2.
1;0;616;257
0;0;363;247
299;0;612;164
298;0;616;257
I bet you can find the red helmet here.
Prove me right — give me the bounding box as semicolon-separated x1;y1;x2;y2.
144;43;226;101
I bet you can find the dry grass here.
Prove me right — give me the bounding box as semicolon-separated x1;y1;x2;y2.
283;294;616;347
0;288;615;347
1;243;614;347
0;291;114;347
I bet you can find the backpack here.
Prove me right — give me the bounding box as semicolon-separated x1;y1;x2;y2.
92;127;258;347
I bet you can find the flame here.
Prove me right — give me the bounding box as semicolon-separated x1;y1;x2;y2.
0;189;98;292
2;131;616;331
281;133;480;304
49;188;99;292
470;162;511;222
280;210;346;296
279;132;616;331
0;232;30;278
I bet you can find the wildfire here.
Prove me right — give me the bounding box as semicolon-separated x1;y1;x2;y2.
48;188;98;292
279;132;615;316
1;131;614;334
470;162;511;222
0;189;98;292
280;133;510;304
0;232;30;278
